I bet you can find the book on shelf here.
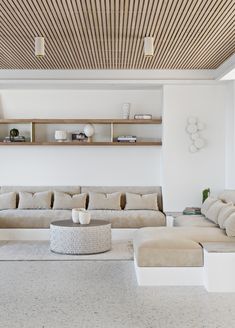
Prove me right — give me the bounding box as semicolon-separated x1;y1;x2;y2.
183;207;201;215
117;135;137;143
3;136;26;142
134;114;152;120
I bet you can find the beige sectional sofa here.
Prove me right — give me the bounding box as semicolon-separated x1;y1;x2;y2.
134;190;235;268
133;190;235;289
0;185;165;229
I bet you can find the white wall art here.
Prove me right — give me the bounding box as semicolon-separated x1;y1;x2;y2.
186;116;206;153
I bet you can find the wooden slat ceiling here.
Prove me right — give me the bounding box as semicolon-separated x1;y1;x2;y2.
0;0;234;70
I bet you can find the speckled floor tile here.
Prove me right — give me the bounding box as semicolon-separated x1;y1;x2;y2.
0;261;235;328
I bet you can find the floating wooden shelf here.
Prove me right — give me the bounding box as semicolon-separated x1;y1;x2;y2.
0;118;162;146
0;118;162;124
0;141;162;146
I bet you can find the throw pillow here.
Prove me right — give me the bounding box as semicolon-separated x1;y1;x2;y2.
205;200;226;224
201;196;218;216
18;191;52;209
225;213;235;237
88;192;121;210
53;192;87;210
218;203;235;229
0;192;16;210
125;192;158;210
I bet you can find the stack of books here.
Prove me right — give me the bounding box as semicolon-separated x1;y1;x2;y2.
117;135;137;143
183;207;201;215
3;136;26;142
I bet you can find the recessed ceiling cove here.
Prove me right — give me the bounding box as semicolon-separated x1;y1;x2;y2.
0;0;234;70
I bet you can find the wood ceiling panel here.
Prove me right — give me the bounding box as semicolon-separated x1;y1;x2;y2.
0;0;234;69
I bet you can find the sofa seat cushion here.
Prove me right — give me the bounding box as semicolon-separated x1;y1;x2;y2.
135;238;203;267
134;227;235;267
0;210;72;228
174;215;217;227
88;210;166;228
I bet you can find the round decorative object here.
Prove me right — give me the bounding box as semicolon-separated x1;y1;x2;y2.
50;220;111;255
189;144;198;153
10;128;19;137
194;138;205;149
187;117;197;124
55;130;67;142
197;122;205;130
186;124;198;134
191;132;200;140
84;124;95;138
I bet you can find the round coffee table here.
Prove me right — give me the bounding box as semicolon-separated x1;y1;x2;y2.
50;220;111;255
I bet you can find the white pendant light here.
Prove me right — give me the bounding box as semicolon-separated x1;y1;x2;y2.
35;36;45;57
144;37;154;57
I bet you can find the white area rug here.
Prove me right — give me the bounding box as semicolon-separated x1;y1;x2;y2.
0;240;133;261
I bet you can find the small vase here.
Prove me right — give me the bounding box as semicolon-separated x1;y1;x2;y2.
79;211;91;225
72;208;83;223
55;130;67;142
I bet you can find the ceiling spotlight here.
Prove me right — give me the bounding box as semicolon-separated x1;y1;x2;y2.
144;37;154;57
35;36;45;57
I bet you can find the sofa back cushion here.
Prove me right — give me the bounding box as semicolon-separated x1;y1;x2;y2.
53;192;87;210
0;192;16;210
225;213;235;237
201;196;218;216
205;200;226;224
219;190;235;204
1;186;81;207
88;192;121;210
218;203;235;229
125;192;158;210
18;191;52;209
81;186;163;211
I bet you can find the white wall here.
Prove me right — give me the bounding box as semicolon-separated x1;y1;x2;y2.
225;81;235;189
162;84;227;211
0;84;231;211
0;89;162;186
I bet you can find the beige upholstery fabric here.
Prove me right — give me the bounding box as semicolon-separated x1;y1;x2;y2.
18;191;52;209
88;192;121;210
125;193;158;210
0;192;16;210
0;209;165;229
201;196;217;215
53;192;86;210
88;210;165;228
174;215;217;227
135;238;203;267
0;209;71;228
205;200;225;224
134;227;235;267
219;190;235;204
225;213;235;237
81;186;163;211
1;186;81;194
1;186;81;207
218;203;235;229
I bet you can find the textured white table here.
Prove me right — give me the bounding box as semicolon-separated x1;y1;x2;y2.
50;220;111;255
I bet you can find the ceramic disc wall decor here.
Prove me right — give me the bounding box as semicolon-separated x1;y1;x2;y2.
186;117;206;153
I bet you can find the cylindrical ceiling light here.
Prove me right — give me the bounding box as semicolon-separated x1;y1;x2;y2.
144;37;154;57
35;36;45;57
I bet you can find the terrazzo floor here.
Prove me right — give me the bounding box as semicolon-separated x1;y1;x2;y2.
0;261;235;328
